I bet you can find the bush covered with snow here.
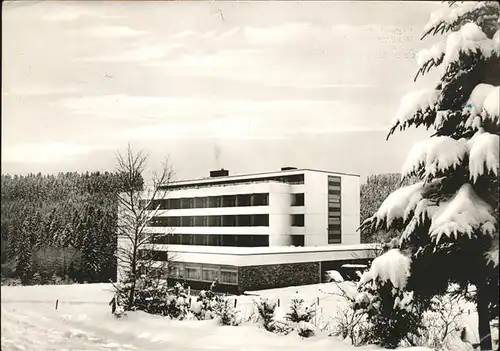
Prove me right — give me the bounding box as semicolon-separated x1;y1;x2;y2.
254;297;278;332
214;295;242;326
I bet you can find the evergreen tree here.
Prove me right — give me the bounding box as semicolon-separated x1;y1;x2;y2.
361;2;499;349
17;218;34;285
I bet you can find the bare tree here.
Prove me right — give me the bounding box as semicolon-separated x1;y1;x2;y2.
113;144;175;311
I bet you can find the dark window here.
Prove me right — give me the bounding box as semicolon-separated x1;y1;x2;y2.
222;235;237;246
171;234;181;244
291;193;305;206
253;214;269;226
223;215;237;227
291;235;305;247
208;235;221;246
194;197;208;208
209;196;222;207
180;198;193;209
328;175;342;244
181;234;193;245
194;235;206;245
237;215;251;226
194;216;207;226
237;194;251;207
181;216;194;227
169;198;181;209
222;195;237;207
208;216;222;227
291;214;305;227
252;193;269;206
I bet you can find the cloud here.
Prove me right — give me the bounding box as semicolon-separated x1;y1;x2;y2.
3;85;81;97
77;43;184;62
77;25;149;38
2;142;96;164
41;5;123;22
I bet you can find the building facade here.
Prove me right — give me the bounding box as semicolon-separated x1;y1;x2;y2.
118;168;370;294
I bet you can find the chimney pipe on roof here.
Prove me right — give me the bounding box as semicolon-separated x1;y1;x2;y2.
210;169;229;177
281;167;298;171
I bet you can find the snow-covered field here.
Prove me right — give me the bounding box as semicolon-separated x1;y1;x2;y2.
0;282;479;351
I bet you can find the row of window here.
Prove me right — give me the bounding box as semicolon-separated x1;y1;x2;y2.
141;193;269;210
291;193;305;206
328;176;342;244
150;234;270;247
141;259;239;285
148;214;270;227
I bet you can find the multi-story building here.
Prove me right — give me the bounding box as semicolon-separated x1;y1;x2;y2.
118;167;375;294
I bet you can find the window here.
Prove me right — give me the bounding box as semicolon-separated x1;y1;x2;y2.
151;234;168;244
328;175;342;244
169;263;184;278
237;194;251;207
193;216;206;227
202;267;219;281
194;197;208;208
208;235;221;246
291;235;305;247
252;193;269;206
181;234;193;245
237;215;251;226
222;235;237;246
194;234;206;245
222;215;237;227
169;198;181;209
253;214;269;226
291;193;305;206
209;196;222;207
220;270;238;284
291;214;305;227
222;195;237;207
185;265;201;280
208;216;222;227
181;216;194;227
170;234;181;244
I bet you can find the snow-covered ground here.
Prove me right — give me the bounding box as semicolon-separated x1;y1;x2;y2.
0;282;480;351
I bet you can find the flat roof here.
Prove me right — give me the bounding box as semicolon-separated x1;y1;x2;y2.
151;243;377;255
163;168;360;187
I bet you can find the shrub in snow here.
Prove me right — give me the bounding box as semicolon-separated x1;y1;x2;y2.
113;305;126;319
254;297;278;332
214;295;241;326
358;1;499;349
164;282;191;320
285;292;316;324
192;288;218;320
297;321;316;338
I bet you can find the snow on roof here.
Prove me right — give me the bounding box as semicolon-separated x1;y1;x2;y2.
359;249;411;289
468;130;499;182
391;89;439;130
429;183;497;243
162;243;378;255
401;136;468;179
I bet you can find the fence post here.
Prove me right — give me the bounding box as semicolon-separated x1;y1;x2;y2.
234;298;237;308
317;297;319;306
55;299;59;310
277;299;280;307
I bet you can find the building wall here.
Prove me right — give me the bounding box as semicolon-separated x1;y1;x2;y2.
302;172;328;246
238;262;320;293
340;175;361;244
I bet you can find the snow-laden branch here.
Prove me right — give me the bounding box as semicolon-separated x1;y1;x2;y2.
359;249;412;290
401;136;468;180
387;89;439;138
361;182;428;231
463;84;500;129
400;130;498;183
429;183;497;243
468;130;499;182
422;2;499;39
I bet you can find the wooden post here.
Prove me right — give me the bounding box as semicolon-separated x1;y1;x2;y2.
317;297;319;306
277;299;280;307
55;299;59;310
234;299;237;308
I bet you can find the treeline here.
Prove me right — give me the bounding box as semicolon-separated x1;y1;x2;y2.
1;171;141;285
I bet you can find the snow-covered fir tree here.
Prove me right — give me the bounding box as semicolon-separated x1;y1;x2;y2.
360;2;499;350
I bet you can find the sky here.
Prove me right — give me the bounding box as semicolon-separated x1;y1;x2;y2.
2;1;443;182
